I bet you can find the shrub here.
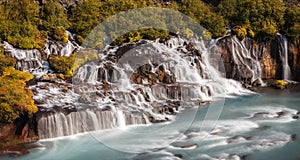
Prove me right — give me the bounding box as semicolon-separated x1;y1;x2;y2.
217;0;286;39
0;67;37;123
74;49;99;71
247;29;255;38
184;28;194;39
0;0;43;49
0;47;16;71
49;54;76;78
0;103;16;123
75;35;85;45
284;6;300;39
274;80;287;89
52;27;68;42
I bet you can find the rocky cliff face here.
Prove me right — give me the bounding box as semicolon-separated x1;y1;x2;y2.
289;39;300;81
215;35;300;84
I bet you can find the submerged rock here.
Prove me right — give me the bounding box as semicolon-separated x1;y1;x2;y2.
292;115;299;119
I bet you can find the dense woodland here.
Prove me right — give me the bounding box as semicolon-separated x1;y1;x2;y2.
0;0;299;49
0;0;299;123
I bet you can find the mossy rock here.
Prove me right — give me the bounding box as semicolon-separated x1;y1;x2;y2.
273;80;287;89
49;54;76;78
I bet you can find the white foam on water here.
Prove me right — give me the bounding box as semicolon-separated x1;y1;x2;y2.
238;105;298;123
209;120;259;135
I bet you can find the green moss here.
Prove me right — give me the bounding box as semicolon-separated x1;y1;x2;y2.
49;54;76;78
237;27;247;40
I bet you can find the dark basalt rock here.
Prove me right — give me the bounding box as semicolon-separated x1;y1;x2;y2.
101;106;112;111
172;143;198;149
292;115;299;119
174;154;183;158
227;135;246;144
241;154;251;160
256;125;271;131
291;134;297;141
148;116;170;123
251;112;271;118
276;111;285;117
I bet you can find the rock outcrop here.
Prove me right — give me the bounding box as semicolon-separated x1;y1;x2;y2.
215;35;300;84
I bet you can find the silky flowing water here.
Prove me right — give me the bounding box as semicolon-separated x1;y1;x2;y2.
2;87;299;160
1;30;298;159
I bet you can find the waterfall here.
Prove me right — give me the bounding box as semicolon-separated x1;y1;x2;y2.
37;109;147;139
3;34;79;77
3;42;43;71
277;33;292;81
227;36;263;84
44;40;79;57
32;36;252;139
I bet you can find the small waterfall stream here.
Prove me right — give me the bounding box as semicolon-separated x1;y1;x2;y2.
278;33;293;81
219;35;263;84
3;32;79;77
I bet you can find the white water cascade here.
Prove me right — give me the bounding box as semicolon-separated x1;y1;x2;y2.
3;32;79;77
38;109;147;139
31;37;252;139
3;42;44;72
45;37;251;140
277;33;293;81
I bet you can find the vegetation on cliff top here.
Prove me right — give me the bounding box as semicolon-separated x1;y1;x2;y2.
0;46;37;123
0;0;299;49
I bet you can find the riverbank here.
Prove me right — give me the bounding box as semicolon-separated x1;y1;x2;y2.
255;81;300;95
0;142;44;158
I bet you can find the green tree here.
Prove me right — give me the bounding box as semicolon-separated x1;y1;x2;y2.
0;0;44;49
217;0;286;38
40;0;70;41
284;6;300;39
49;54;76;78
69;0;102;38
0;50;37;123
179;0;226;38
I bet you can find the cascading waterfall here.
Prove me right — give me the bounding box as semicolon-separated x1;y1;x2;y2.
3;31;79;77
5;36;252;139
3;42;43;72
40;36;249;140
38;109;147;139
277;33;292;81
